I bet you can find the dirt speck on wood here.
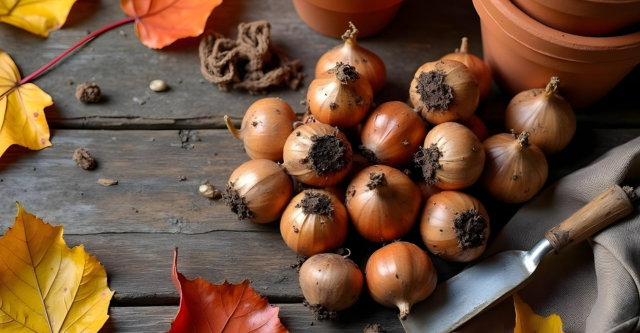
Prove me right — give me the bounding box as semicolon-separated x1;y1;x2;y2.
75;82;101;103
72;148;96;170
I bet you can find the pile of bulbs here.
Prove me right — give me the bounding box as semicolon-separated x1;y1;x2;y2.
221;23;577;320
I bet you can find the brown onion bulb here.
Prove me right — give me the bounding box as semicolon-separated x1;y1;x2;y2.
315;22;386;93
365;242;437;320
359;101;428;167
505;77;576;155
462;114;489;142
409;60;480;125
346;165;421;242
308;62;373;129
299;251;364;313
224;98;297;161
420;191;490;262
222;159;294;223
441;38;492;101
416;179;443;205
414;122;485;190
283;122;353;187
481;131;548;203
280;190;348;257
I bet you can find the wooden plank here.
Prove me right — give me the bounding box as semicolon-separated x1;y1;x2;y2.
1;128;639;235
1;0;636;129
0;0;482;129
103;304;403;332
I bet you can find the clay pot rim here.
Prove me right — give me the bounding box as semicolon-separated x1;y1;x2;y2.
477;0;640;61
304;0;404;13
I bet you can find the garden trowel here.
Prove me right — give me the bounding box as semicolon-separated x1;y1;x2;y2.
402;185;635;333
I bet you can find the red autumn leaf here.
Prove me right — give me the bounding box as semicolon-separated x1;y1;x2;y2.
169;248;289;333
120;0;223;49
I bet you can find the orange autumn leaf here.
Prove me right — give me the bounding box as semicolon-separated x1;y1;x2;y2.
0;203;114;333
0;0;77;37
0;49;52;158
514;293;565;333
169;248;289;333
120;0;223;49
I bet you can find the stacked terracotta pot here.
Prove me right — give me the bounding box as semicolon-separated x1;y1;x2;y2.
474;0;640;107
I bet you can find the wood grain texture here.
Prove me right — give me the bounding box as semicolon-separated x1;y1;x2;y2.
104;304;403;332
545;185;634;252
0;0;482;129
1;129;639;235
1;129;638;235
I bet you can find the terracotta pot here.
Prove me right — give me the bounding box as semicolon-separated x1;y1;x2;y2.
292;0;404;38
512;0;640;37
474;0;640;108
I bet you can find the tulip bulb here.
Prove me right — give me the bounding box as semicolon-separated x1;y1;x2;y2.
505;77;576;155
420;191;490;262
481;131;548;203
222;159;294;223
409;60;480;125
441;37;492;101
315;22;386;93
299;251;364;316
224;98;297;161
280;190;348;257
414;122;485;190
365;242;437;320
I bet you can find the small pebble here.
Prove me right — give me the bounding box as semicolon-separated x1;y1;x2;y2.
98;179;118;186
119;30;127;37
75;82;101;103
149;79;168;92
178;176;187;181
32;167;36;171
133;97;146;105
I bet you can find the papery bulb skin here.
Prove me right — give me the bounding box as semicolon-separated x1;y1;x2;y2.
505;77;576;155
308;62;374;129
442;38;492;101
420;191;490;262
315;22;386;93
299;252;364;314
224;97;298;161
409;60;480;125
481;131;548;203
222;159;294;223
365;242;437;320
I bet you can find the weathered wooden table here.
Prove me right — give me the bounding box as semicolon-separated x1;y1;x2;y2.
1;0;639;331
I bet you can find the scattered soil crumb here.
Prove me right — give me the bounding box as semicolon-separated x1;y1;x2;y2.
199;21;304;94
366;171;387;190
416;70;453;111
133;97;146;105
414;144;442;185
623;186;636;200
222;183;254;220
359;145;380;165
199;184;221;199
454;209;487;250
303;301;338;321
307;128;349;176
290;255;308;272
178;176;187;181
300;191;334;219
32;167;36;171
179;130;200;149
75;82;101;103
364;324;387;333
119;30;126;37
98;179;118;186
148;137;155;142
72;148;96;170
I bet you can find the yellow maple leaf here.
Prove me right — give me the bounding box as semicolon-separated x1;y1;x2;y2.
0;0;77;37
514;293;565;333
0;203;114;333
0;49;52;158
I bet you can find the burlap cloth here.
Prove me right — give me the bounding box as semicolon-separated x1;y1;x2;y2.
459;136;640;333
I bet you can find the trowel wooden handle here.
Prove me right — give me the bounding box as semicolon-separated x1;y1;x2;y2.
545;185;635;253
